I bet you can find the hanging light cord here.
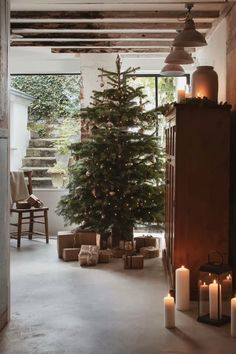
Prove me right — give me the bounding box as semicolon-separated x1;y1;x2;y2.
177;3;194;22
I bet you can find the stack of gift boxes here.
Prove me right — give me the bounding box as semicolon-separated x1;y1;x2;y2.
57;231;160;269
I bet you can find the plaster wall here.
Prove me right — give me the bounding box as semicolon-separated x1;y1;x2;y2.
10;47;80;75
79;53;117;108
195;19;227;103
10;91;31;171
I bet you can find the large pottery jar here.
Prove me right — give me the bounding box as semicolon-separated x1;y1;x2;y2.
192;66;218;102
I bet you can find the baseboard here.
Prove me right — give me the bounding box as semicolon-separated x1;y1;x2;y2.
0;310;9;332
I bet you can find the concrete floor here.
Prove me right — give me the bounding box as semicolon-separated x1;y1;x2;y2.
0;238;235;354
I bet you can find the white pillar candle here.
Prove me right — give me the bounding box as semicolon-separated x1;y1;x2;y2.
222;274;232;299
175;265;190;311
209;280;222;320
199;282;209;316
231;297;236;338
164;293;175;329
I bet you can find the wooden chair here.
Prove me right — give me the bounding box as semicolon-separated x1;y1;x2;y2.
10;171;49;248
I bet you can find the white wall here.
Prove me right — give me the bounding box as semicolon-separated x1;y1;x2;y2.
33;188;75;235
195;19;227;102
10;47;80;74
79;53;117;107
10;90;32;171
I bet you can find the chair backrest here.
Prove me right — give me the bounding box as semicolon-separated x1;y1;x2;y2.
23;171;33;195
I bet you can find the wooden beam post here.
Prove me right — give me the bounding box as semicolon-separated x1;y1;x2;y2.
0;0;10;332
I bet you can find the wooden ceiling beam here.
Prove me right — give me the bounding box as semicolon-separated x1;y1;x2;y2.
10;32;178;40
11;40;174;47
51;47;195;54
10;10;219;21
11;22;211;31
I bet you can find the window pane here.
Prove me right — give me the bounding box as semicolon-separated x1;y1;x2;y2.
128;76;156;111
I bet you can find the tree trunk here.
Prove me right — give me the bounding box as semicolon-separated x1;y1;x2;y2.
112;225;133;247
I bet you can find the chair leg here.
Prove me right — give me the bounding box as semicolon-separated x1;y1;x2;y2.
44;210;49;243
29;211;34;240
17;212;22;248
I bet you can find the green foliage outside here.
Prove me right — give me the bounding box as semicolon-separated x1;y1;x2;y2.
11;74;81;137
158;77;175;106
57;57;164;241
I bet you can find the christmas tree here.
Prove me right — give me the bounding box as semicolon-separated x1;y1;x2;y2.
57;56;164;246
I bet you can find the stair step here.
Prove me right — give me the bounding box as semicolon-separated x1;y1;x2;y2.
26;147;57;158
21;167;50;177
32;177;53;188
29;139;56;148
22;157;57;167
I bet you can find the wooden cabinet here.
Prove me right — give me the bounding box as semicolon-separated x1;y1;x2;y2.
165;104;231;299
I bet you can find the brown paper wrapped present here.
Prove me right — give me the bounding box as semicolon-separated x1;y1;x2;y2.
57;230;100;259
79;245;99;266
123;255;144;269
74;229;101;248
140;246;159;258
98;250;112;263
62;248;80;262
112;248;134;258
57;231;75;258
134;236;157;251
27;194;44;208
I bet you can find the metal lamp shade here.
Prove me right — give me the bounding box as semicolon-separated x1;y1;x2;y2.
165;47;193;65
160;63;185;77
173;19;207;47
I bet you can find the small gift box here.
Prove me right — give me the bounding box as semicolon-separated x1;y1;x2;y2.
134;236;158;251
27;194;44;208
62;248;80;261
123;255;144;269
98;250;112;263
79;245;99;266
140;246;159;258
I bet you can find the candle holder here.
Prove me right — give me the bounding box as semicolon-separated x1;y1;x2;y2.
198;251;232;326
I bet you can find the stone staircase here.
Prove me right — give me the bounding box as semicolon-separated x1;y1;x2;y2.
22;138;57;188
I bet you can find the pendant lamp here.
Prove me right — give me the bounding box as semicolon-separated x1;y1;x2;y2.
165;47;193;65
160;63;185;77
172;4;207;48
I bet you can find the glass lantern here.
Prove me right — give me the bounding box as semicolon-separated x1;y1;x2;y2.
198;251;232;326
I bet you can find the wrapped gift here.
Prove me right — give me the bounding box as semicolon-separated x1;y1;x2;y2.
16;200;31;209
140;246;159;258
57;230;101;259
62;248;80;261
74;229;101;248
57;231;76;258
123;255;144;269
134;236;157;251
124;240;135;251
79;245;99;266
119;240;125;249
27;194;44;208
112;248;134;258
98;250;112;263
